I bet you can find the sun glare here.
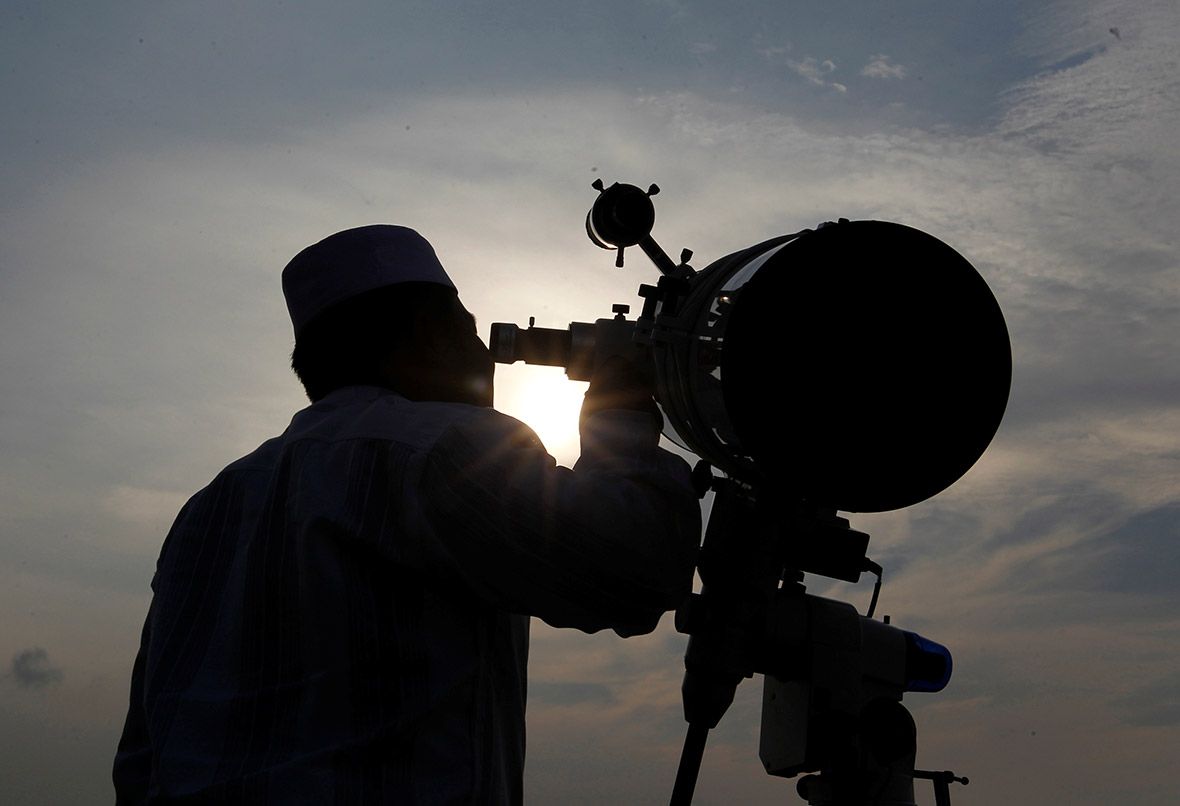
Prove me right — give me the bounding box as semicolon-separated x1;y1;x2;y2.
496;366;587;465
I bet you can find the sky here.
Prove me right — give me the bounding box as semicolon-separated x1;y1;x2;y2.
1;0;1177;803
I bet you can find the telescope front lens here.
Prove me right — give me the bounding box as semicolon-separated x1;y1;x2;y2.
719;221;1011;511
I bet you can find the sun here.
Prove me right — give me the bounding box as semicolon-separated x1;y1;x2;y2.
495;365;587;466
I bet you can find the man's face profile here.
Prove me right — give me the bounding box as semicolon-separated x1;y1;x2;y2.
423;294;495;408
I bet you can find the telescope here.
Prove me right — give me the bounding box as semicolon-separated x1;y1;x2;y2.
491;181;1011;805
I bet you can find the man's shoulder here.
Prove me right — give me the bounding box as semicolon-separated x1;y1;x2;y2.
275;386;544;461
293;386;502;445
204;387;536;485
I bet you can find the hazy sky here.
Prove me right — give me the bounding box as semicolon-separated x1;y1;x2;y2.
2;1;1178;804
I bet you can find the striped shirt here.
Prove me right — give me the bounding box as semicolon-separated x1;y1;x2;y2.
113;386;699;805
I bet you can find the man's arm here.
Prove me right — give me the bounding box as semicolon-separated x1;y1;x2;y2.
413;362;700;635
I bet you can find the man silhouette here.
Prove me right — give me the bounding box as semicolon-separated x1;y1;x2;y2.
113;225;701;804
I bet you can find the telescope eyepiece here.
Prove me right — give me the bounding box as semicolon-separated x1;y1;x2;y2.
489;321;572;368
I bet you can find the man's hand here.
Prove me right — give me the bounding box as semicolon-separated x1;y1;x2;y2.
580;355;662;429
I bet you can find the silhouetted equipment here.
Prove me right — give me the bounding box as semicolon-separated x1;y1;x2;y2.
490;182;1008;805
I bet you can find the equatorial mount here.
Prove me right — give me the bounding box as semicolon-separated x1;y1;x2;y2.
670;477;958;806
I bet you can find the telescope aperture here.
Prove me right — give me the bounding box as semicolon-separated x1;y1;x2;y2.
720;220;1012;511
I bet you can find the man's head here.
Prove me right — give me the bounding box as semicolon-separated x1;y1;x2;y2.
283;226;494;407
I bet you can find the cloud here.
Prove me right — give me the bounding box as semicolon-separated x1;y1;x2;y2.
1112;671;1180;726
785;56;847;93
1068;505;1180;600
8;648;64;688
861;54;906;79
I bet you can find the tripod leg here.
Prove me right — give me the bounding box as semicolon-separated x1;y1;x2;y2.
670;723;710;806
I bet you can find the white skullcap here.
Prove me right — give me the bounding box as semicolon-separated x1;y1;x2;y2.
282;225;456;338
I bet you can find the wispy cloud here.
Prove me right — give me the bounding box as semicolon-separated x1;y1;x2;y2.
861;54;906;79
1112;670;1180;726
785;56;847;93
